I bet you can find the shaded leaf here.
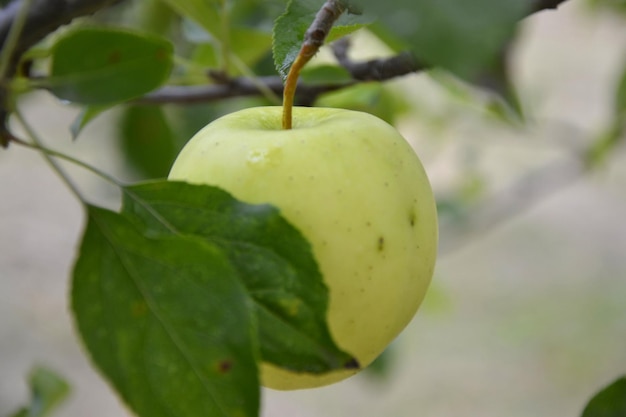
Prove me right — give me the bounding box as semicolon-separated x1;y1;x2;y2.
72;206;259;417
122;181;357;374
273;0;373;79
582;376;626;417
159;0;222;40
300;64;352;85
119;105;180;179
357;0;529;79
10;366;70;417
70;105;111;140
47;27;173;105
316;82;408;124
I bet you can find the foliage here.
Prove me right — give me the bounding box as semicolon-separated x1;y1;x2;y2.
0;0;625;416
581;376;626;417
10;366;70;417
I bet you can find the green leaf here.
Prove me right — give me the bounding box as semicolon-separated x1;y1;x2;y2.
11;366;70;417
72;206;259;417
119;105;180;179
122;181;357;374
614;59;626;120
582;376;626;417
159;0;222;39
300;64;352;85
358;0;529;79
273;0;373;79
188;24;273;73
70;105;111;140
47;27;173;105
316;82;408;124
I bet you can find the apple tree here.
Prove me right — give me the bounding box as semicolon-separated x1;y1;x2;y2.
1;0;625;416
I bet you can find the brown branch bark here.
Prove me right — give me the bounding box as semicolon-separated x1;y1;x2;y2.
135;76;356;105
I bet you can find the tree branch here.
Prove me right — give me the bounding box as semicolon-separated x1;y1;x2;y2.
135;76;356;105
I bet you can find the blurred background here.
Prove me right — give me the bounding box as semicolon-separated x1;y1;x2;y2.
1;0;626;416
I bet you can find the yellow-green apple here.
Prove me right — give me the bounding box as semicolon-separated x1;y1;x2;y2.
168;106;437;390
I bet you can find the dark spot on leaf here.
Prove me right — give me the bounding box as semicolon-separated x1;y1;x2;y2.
131;300;147;317
344;357;360;370
409;211;416;227
377;236;385;252
217;360;233;374
108;50;122;64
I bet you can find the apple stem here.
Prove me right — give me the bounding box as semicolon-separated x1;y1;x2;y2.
282;0;347;130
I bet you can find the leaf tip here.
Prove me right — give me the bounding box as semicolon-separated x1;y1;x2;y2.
344;357;360;370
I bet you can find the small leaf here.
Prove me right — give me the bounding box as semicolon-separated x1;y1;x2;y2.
300;65;352;85
122;181;357;373
70;105;110;140
72;206;259;417
316;83;408;124
357;0;529;79
47;27;173;104
159;0;222;40
273;0;373;79
581;376;626;417
10;366;70;417
119;105;180;179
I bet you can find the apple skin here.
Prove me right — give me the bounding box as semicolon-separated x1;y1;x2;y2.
168;106;438;390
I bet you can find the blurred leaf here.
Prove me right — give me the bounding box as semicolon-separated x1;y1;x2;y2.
316;82;409;124
586;60;626;167
300;64;352;85
11;366;70;417
581;376;626;417
188;24;272;72
614;59;626;120
72;205;259;417
429;69;523;125
585;0;626;13
158;0;222;39
363;343;396;380
70;105;111;140
119;105;179;179
273;0;373;79
47;27;173;105
122;181;358;374
358;0;528;79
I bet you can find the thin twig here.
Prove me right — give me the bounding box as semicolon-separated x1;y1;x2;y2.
13;107;87;202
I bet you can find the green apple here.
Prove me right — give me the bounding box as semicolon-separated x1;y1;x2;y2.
168;106;438;390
